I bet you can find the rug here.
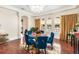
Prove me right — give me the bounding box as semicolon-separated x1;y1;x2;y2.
21;42;61;54
46;43;61;54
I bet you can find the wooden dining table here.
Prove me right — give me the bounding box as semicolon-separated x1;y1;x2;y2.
29;33;49;39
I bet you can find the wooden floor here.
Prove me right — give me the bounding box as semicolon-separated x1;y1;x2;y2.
0;39;74;54
60;40;74;54
0;40;28;54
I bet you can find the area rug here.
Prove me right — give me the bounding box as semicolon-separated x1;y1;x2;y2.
46;43;61;54
22;42;61;54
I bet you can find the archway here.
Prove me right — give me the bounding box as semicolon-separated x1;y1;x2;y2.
21;16;28;34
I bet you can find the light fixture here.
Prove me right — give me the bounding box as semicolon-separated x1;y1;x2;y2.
29;5;45;13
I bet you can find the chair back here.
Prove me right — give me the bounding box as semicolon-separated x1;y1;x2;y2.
24;34;29;44
36;36;48;49
24;29;28;35
28;31;32;35
50;32;54;43
25;34;35;45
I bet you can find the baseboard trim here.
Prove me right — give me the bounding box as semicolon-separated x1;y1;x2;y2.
8;36;21;42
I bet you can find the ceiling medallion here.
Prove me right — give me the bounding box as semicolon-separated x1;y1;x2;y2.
29;5;45;13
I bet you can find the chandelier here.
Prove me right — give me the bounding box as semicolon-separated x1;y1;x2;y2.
29;5;45;13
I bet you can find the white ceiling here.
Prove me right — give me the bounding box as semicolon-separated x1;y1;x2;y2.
11;5;78;16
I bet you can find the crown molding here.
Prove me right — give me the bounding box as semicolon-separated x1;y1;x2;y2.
0;5;78;16
34;5;77;16
0;5;34;16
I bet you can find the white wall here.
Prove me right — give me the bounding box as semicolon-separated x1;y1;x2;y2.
28;16;35;30
0;7;18;40
0;6;35;40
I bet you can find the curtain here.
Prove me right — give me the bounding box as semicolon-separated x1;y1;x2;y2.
60;14;77;40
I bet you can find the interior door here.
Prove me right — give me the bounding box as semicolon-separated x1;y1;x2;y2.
35;19;40;29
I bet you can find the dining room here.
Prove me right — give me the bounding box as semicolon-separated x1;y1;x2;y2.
20;13;61;54
0;5;79;54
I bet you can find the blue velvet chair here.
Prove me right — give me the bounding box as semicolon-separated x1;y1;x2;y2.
34;36;48;54
24;29;28;35
24;35;35;51
47;32;54;49
28;31;32;35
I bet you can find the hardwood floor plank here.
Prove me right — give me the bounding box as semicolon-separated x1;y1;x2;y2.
0;39;74;54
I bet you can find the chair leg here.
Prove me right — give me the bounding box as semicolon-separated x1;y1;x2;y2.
24;45;27;50
66;35;68;43
44;49;46;54
71;37;73;46
51;43;53;50
27;45;29;52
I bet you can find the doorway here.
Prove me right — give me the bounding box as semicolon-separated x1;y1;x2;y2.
21;16;28;34
35;19;40;29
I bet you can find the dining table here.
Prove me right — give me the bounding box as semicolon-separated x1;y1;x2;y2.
28;33;49;41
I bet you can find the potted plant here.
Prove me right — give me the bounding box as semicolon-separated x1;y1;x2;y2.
30;27;37;32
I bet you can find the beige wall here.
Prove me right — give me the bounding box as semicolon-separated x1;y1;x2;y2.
0;7;35;40
0;7;18;40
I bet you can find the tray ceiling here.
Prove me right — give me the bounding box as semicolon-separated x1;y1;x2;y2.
11;5;77;16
